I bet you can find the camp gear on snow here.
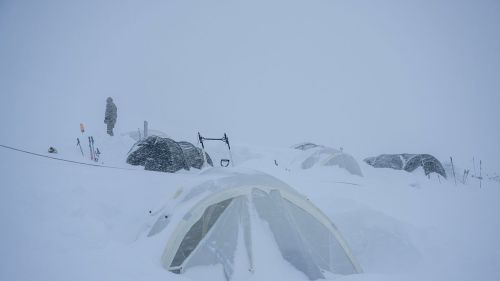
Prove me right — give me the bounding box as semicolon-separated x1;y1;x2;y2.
76;138;84;157
220;159;230;167
198;132;234;167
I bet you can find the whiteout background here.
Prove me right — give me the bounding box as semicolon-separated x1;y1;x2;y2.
1;1;499;281
1;0;499;170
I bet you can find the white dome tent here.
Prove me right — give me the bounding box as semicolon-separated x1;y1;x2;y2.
149;169;362;280
292;144;363;177
321;152;363;177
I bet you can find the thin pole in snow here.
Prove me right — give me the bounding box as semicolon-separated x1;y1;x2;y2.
224;133;235;167
480;160;482;188
450;157;457;186
88;137;94;161
473;157;477;176
76;138;84;157
198;132;208;168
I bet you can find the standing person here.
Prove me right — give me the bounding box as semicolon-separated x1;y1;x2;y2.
104;97;117;136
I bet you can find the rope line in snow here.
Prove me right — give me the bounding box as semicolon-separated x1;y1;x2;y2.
0;144;135;170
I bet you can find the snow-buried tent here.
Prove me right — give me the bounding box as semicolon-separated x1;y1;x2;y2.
127;136;212;173
149;169;362;280
291;143;363;177
364;154;447;178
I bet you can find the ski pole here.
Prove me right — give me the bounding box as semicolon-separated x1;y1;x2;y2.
90;136;97;162
450;157;457;186
88;137;94;161
76;138;84;157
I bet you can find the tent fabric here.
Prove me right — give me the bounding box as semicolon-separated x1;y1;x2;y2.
127;136;187;172
364;154;403;170
364;154;447;178
322;153;364;177
300;147;340;169
155;169;362;280
178;141;213;169
126;136;212;173
291;143;363;177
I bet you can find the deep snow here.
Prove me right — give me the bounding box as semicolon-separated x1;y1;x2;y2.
1;132;499;281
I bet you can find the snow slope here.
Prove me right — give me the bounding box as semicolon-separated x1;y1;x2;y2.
1;133;499;281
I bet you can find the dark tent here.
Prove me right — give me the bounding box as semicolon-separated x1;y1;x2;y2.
364;154;447;178
177;141;213;169
127;136;212;173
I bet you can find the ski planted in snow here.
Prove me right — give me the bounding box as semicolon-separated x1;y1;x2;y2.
76;138;84;157
88;136;94;161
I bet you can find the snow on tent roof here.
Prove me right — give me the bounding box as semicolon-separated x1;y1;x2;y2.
364;154;447;178
126;136;212;173
322;153;364;177
150;168;362;280
291;143;363;176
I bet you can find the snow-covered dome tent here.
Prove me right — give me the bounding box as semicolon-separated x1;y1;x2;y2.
364;154;447;178
291;143;363;176
127;136;212;173
149;169;362;280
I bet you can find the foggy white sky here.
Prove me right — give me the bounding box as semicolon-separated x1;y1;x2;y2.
0;0;499;170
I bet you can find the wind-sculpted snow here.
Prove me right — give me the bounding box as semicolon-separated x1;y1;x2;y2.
126;136;212;173
364;154;447;178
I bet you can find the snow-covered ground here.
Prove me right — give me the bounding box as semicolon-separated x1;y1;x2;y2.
1;132;499;281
